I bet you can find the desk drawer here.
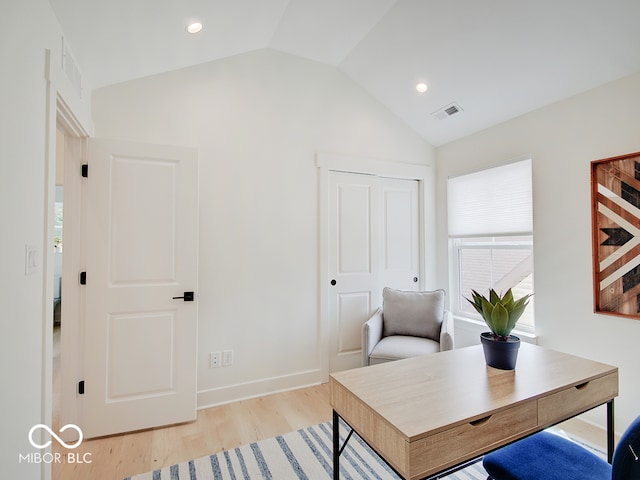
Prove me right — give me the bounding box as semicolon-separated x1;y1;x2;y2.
538;372;618;426
410;401;537;479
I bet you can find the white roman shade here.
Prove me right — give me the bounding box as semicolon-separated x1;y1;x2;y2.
447;158;533;237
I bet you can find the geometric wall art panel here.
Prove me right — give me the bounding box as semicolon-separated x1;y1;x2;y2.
591;151;640;318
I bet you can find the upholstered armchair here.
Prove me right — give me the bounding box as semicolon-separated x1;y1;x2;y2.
362;287;454;366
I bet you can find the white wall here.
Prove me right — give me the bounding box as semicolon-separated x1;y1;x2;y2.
436;72;640;433
91;49;435;406
0;0;91;478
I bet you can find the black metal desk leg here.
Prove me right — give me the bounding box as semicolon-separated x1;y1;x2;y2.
333;410;340;480
607;400;615;464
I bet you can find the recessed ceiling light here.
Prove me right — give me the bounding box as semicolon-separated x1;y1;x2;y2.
416;83;428;93
186;22;203;34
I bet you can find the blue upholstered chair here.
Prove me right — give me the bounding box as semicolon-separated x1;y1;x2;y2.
483;415;640;480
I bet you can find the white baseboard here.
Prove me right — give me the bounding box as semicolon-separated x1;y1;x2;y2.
197;369;323;410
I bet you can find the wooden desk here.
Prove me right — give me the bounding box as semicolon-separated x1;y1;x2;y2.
330;343;618;480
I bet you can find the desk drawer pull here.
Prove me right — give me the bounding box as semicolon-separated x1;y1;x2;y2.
575;382;590;390
470;416;491;427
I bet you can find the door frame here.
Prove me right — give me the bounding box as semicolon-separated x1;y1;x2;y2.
43;48;93;458
56;110;88;440
316;153;433;380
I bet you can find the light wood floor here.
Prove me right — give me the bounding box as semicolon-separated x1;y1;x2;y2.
52;382;332;480
51;327;610;480
52;327;332;480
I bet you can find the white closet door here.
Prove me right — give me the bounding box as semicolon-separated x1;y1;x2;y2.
381;177;420;291
327;172;421;372
328;171;380;373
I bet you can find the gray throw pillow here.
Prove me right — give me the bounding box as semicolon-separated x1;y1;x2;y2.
382;287;445;341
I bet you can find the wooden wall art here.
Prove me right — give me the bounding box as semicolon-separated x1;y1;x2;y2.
592;151;640;318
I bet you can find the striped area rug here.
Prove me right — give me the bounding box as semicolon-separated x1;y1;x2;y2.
124;420;487;479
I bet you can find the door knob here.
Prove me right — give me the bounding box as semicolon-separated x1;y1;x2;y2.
331;279;337;286
413;277;418;283
173;291;194;301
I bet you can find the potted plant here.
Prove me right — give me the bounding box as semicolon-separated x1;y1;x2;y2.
466;288;532;370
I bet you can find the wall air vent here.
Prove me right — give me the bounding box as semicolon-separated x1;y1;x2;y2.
61;37;83;99
432;102;464;121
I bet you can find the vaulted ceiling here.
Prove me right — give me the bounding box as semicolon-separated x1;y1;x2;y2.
48;0;640;146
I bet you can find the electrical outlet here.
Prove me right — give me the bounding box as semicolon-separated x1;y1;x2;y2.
222;350;234;367
210;352;220;368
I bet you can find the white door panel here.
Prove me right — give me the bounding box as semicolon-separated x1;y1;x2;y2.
109;156;177;284
83;138;198;438
328;172;380;372
337;292;372;353
381;178;420;291
328;172;421;373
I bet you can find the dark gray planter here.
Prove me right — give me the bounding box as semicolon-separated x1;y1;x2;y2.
480;332;520;370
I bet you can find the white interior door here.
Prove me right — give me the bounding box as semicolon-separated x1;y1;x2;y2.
83;138;198;438
381;177;420;291
327;172;422;372
328;172;380;373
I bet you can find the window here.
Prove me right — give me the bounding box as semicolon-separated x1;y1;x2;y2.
453;236;534;329
447;158;535;332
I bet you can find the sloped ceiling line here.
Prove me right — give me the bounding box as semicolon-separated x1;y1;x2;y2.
48;0;640;146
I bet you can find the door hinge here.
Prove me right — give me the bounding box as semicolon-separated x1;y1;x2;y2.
79;272;87;285
81;164;88;178
78;380;85;395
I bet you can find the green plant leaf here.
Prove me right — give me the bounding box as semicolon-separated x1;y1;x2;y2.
465;290;485;315
508;303;527;323
489;289;500;304
501;288;514;309
491;302;510;336
513;294;533;309
480;297;495;328
468;288;532;337
503;288;514;300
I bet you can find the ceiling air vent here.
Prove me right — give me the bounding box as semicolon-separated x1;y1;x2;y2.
432;102;463;121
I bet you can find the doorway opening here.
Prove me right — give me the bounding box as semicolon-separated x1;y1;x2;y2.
51;100;88;445
52;127;65;430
